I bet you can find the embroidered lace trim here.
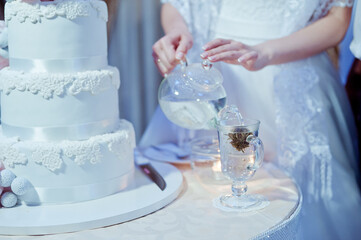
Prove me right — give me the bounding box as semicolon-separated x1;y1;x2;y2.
0;120;134;172
5;0;108;23
0;67;120;99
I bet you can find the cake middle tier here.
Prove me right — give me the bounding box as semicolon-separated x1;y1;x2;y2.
0;66;121;141
0;119;136;205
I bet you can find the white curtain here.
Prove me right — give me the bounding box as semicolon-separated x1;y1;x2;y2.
108;0;163;142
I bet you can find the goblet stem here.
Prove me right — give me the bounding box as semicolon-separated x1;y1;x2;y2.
232;181;247;198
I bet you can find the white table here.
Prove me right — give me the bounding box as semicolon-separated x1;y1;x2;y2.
0;163;302;240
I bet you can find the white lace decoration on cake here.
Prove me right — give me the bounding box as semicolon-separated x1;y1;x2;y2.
0;121;133;172
108;133;131;159
5;0;108;24
63;140;102;165
32;144;63;172
108;141;123;159
90;0;108;21
0;140;28;168
0;67;120;99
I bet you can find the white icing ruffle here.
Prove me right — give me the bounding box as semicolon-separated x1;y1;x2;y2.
0;66;120;99
0;120;135;172
5;0;108;24
0;140;28;168
32;144;63;172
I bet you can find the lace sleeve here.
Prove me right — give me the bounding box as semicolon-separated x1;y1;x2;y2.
160;0;192;27
310;0;353;22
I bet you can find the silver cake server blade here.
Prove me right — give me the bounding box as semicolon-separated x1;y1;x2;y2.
134;149;166;191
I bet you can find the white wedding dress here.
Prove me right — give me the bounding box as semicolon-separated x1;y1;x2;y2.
141;0;361;239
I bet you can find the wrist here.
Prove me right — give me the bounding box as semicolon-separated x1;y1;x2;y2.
255;42;274;67
166;24;190;36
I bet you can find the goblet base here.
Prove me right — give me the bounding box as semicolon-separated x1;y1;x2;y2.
220;194;269;210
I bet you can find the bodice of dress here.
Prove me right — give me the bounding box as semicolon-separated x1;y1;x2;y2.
215;0;317;44
162;0;353;58
214;0;353;44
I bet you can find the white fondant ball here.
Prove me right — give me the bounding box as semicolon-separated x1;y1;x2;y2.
0;169;16;187
1;192;18;208
11;177;31;196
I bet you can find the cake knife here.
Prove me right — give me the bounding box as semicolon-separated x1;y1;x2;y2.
134;149;166;191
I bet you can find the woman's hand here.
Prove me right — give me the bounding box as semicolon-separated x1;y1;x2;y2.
201;39;270;71
152;29;193;76
152;3;193;76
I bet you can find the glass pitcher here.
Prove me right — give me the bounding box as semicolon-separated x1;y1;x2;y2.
158;60;227;130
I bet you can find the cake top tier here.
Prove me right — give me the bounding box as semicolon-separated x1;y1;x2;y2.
5;0;108;23
5;0;109;73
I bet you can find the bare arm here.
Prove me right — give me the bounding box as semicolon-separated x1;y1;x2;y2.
152;3;193;76
161;3;188;35
263;6;352;65
202;6;352;71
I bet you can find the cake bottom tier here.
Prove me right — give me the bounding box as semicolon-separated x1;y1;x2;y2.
0;119;135;205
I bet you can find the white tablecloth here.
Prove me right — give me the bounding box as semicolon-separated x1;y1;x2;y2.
0;163;302;240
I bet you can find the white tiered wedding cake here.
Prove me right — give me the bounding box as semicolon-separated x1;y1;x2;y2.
0;0;135;205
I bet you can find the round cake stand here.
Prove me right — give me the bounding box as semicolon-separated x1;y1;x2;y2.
0;162;183;236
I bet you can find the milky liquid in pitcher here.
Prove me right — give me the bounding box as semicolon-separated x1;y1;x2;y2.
159;96;227;130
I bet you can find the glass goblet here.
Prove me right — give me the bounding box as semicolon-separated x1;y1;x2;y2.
217;118;268;210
